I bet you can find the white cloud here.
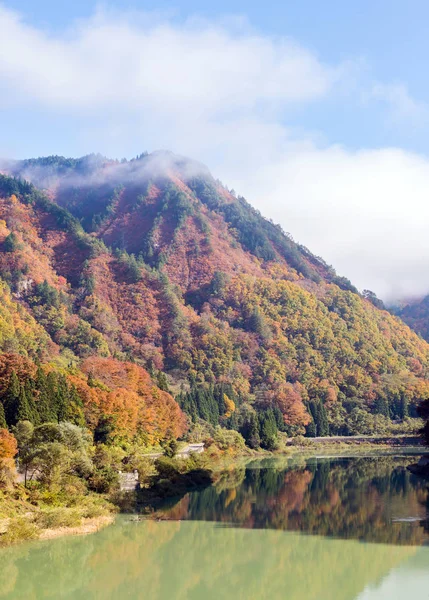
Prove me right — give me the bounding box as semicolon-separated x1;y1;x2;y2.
1;4;429;301
0;5;337;112
367;82;429;126
227;144;429;301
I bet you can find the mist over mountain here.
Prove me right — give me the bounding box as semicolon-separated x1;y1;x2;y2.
0;151;428;442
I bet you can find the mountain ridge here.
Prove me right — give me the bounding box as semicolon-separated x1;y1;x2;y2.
0;152;428;445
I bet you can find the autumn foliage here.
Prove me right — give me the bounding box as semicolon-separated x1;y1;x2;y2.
0;429;17;459
0;154;429;444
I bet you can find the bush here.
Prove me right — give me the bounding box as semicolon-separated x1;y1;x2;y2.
34;507;82;529
78;496;112;519
155;457;179;479
88;467;119;494
290;435;315;447
131;457;156;487
0;517;39;546
162;439;178;458
213;428;245;452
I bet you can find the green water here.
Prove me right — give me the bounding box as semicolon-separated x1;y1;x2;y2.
1;454;429;599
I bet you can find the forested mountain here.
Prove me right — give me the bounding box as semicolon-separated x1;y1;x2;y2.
0;151;429;447
392;297;429;343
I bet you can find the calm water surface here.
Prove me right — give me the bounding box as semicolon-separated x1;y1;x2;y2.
1;453;429;599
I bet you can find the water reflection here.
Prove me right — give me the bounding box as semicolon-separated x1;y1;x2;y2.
0;455;429;600
0;519;427;600
161;456;429;545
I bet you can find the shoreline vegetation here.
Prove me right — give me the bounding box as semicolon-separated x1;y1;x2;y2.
1;429;426;547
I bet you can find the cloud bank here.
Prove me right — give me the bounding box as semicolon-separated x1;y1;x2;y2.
0;4;428;300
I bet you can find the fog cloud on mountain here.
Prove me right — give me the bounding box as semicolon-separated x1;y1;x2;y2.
0;4;428;301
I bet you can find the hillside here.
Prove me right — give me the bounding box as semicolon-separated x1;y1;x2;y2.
392;297;429;343
1;152;429;446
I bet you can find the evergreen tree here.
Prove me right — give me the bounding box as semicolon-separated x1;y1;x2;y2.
308;399;329;436
3;232;19;252
3;371;21;426
241;413;261;448
87;372;96;388
399;394;409;419
16;385;32;423
305;416;317;438
25;380;40;425
55;375;70;423
316;401;329;436
373;396;389;417
35;367;56;423
0;401;7;429
66;385;85;427
156;372;170;392
259;409;278;450
46;372;59;420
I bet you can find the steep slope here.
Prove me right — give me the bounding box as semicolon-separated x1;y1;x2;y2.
393;297;429;343
0;175;187;442
1;153;429;442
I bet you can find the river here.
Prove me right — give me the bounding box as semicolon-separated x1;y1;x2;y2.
1;452;429;599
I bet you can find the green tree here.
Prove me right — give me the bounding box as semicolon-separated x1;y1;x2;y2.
3;371;20;426
373;396;389;417
259;410;278;450
13;420;35;486
0;402;7;429
305;416;317;438
35;367;56;423
3;232;19;252
241;413;261;448
16;385;32;424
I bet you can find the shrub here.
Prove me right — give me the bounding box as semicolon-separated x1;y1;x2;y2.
290;435;314;447
0;517;39;546
34;507;82;529
88;467;119;494
213;428;245;452
155;457;179;479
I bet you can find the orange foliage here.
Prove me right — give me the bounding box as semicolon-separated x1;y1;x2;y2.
69;357;188;443
265;382;311;428
0;354;36;395
0;429;17;459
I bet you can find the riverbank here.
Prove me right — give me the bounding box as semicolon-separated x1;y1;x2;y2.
1;435;426;546
39;514;114;540
0;487;117;548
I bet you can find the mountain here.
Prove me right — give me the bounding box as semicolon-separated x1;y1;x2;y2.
392;297;429;343
0;151;429;445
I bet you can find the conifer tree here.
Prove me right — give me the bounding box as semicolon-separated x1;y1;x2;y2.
46;372;59;420
305;416;317;438
0;401;7;429
373;396;389;417
55;375;70;423
16;384;32;424
87;372;96;388
66;385;85;427
25;380;40;425
259;409;278;450
3;371;21;426
242;413;261;449
35;367;56;423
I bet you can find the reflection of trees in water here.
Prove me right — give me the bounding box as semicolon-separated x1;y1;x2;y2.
0;519;423;600
165;457;429;545
1;457;428;599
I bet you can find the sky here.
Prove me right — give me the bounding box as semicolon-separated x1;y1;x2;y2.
1;1;429;300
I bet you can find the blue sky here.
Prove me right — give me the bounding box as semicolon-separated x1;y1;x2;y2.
1;0;429;298
3;0;429;154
